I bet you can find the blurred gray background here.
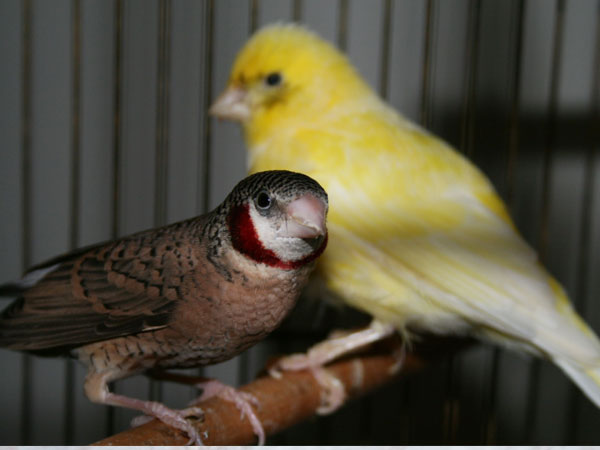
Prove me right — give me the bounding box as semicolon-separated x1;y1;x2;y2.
1;0;599;444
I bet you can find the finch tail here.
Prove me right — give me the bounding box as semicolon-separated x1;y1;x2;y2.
0;282;26;297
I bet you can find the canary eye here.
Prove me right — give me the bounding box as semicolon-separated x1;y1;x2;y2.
255;191;273;210
265;72;282;87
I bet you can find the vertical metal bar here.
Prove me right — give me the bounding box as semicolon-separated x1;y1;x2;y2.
337;0;349;51
506;0;525;207
430;0;462;443
537;0;565;262
524;0;566;441
154;0;171;229
20;0;33;443
480;1;525;444
70;0;81;250
196;0;214;387
459;1;485;438
107;0;124;436
199;0;214;215
460;0;481;158
239;0;261;387
111;0;123;241
249;0;259;33
64;0;82;444
567;1;600;442
292;0;303;22
442;357;459;444
481;348;500;443
420;0;434;128
20;1;32;274
420;1;459;445
419;1;438;444
150;0;171;404
378;0;393;99
414;1;438;443
195;0;214;393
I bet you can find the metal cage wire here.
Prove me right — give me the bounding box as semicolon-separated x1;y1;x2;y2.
0;0;599;444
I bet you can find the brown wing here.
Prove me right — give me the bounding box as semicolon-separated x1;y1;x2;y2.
0;219;201;352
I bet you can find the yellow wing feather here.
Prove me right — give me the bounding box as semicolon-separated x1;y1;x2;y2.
248;99;599;365
218;23;600;406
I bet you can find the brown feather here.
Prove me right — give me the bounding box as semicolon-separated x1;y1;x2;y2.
0;218;204;351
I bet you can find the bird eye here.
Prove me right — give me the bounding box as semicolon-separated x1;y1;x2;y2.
265;72;282;87
255;191;272;210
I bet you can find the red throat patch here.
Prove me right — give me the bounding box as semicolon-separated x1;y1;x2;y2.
227;204;327;270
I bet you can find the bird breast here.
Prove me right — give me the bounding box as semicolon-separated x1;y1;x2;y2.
153;248;312;368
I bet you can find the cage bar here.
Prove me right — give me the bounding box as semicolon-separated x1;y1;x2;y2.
2;0;600;444
19;0;33;444
63;0;82;443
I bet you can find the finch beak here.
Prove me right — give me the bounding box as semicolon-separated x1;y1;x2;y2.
280;194;328;239
209;86;251;122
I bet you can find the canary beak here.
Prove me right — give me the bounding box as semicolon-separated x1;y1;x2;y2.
209;86;251;122
280;194;327;239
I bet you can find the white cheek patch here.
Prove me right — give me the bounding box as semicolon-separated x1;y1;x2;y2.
248;205;312;262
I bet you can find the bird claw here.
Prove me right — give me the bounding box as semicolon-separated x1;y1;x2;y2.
269;345;339;373
389;339;407;375
239;390;261;409
267;354;347;415
310;367;347;414
130;414;154;428
274;352;316;372
191;380;265;445
179;405;205;420
131;407;204;428
128;407;203;445
268;365;283;379
182;422;204;446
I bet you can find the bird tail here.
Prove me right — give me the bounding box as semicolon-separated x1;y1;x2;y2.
534;278;600;408
555;359;600;408
0;263;61;298
0;282;26;297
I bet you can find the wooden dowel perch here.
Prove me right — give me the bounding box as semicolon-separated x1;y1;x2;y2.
95;338;468;446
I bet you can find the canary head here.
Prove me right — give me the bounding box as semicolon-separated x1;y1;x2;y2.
210;23;373;131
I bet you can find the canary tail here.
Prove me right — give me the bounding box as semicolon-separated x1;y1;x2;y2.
555;359;600;408
535;278;600;408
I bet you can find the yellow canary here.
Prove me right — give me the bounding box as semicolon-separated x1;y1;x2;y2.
211;23;600;408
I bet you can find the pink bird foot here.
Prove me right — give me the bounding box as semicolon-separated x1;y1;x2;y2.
192;379;265;445
270;320;396;414
146;370;266;445
104;391;204;444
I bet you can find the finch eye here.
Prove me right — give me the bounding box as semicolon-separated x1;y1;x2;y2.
255;191;272;210
265;72;282;87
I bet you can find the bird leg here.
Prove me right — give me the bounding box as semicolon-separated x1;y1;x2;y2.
273;319;396;371
389;336;407;375
146;370;265;445
84;372;203;445
270;319;396;413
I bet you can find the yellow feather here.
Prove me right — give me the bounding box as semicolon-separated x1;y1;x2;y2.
218;23;600;407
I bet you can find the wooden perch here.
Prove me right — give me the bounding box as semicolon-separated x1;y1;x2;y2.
94;337;468;446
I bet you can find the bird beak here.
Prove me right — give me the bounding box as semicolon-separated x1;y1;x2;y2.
209;85;251;122
280;194;327;239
